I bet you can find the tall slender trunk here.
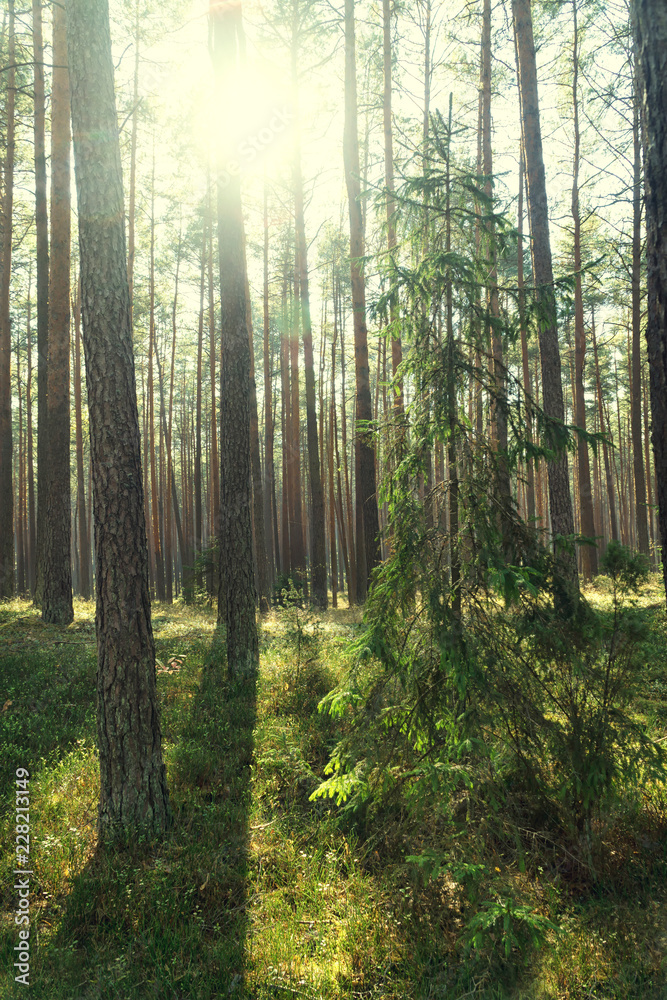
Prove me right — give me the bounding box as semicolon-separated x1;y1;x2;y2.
243;235;271;612
289;268;306;583
291;23;327;606
33;0;48;605
263;182;277;581
211;0;258;673
26;275;36;593
195;223;205;589
43;0;73;624
518;147;536;525
383;0;403;417
591;307;619;543
148;169;165;601
280;287;291;577
74;283;91;599
482;0;511;539
633;0;667;592
0;0;14;598
165;225;182;604
208;185;220;582
16;338;25;595
127;1;140;315
338;287;357;603
631;59;649;556
571;0;597;577
344;0;380;600
512;0;578;602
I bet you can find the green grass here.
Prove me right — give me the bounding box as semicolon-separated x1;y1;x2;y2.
0;584;666;998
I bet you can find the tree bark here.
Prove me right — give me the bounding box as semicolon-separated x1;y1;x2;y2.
33;0;48;605
633;0;667;592
512;0;578;602
382;0;403;417
344;0;380;600
67;0;170;840
631;54;650;556
482;0;511;540
0;0;14;599
570;0;597;578
210;0;258;674
43;0;74;624
291;18;327;608
591;307;619;544
74;284;91;599
518;147;536;525
263;183;278;580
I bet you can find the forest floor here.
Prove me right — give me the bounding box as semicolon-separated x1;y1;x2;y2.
0;579;667;999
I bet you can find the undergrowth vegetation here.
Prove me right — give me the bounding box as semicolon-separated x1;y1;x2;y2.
0;581;666;998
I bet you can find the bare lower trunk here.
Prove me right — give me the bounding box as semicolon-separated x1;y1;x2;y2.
68;0;170;840
513;0;578;603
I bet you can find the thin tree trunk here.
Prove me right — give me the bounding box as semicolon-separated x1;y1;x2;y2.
127;0;140;315
26;275;36;593
631;60;650;556
512;0;578;603
482;0;511;542
148;161;165;601
195;221;205;589
244;235;271;613
208;184;220;588
591;307;619;543
344;0;380;601
263;181;277;582
518;147;536;525
0;0;14;599
43;0;73;624
383;0;403;418
16;337;25;595
33;0;48;605
571;0;597;577
74;282;91;599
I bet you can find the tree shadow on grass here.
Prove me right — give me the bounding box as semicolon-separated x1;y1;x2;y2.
8;627;258;1000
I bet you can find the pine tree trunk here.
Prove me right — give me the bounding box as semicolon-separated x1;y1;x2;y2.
33;0;48;606
263;183;277;582
74;283;91;599
210;0;258;674
570;0;597;578
482;0;511;539
244;237;271;613
0;0;15;599
630;57;650;556
383;0;403;417
43;0;73;624
16;339;25;595
518;148;536;525
289;274;306;585
344;0;380;600
208;189;220;589
68;0;170;840
591;307;619;543
195;226;204;590
512;0;578;602
294;180;327;607
127;1;139;315
26;280;36;594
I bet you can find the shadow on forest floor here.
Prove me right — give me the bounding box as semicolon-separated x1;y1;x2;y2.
0;603;258;998
2;593;667;998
